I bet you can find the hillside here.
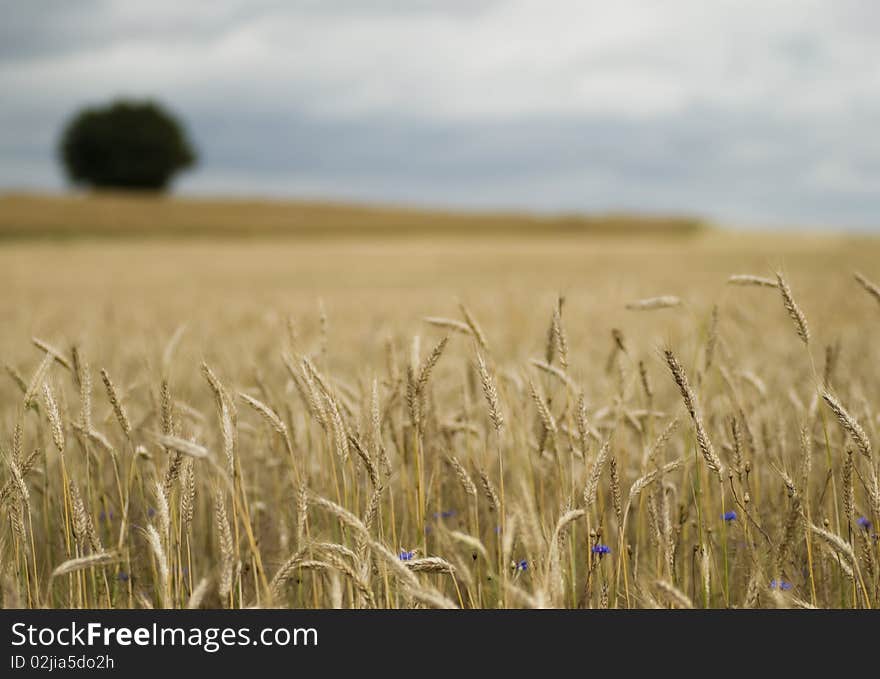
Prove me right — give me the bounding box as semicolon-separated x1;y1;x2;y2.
0;192;705;239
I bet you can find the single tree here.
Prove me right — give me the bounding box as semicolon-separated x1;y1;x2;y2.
59;99;196;191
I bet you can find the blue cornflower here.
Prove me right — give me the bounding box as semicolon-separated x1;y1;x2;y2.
513;559;528;572
856;516;871;530
770;579;792;591
117;572;129;582
147;507;156;518
399;550;415;561
722;510;737;522
591;544;611;556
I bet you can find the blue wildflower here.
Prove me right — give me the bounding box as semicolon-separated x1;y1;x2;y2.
856;516;871;530
722;510;737;522
399;550;415;561
769;579;792;591
591;544;611;556
513;559;528;572
147;507;156;518
117;572;129;582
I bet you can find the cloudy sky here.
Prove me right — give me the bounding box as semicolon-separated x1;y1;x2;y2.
2;1;879;229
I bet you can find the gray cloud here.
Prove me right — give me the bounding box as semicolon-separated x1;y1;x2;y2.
174;105;880;227
0;1;495;61
1;1;879;229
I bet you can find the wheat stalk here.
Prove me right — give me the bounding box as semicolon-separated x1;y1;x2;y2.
50;552;118;579
584;438;612;509
853;271;880;306
626;295;681;311
41;383;65;455
476;352;503;432
458;302;490;354
727;274;778;288
776;272;810;345
100;368;132;438
655;579;693;608
528;378;557;435
664;348;723;480
822;391;872;460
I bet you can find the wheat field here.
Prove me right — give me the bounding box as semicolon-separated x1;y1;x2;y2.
2;210;879;609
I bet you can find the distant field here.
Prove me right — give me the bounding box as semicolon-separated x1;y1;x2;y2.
0;192;705;239
1;194;879;610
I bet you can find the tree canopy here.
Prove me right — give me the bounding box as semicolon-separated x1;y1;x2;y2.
60;100;196;191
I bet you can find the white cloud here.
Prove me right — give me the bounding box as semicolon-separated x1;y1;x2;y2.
4;0;878;120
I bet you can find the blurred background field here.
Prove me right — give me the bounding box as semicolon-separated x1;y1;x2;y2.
2;191;876;376
0;193;703;239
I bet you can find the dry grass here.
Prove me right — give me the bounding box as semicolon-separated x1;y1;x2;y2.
0;192;704;240
0;205;878;609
